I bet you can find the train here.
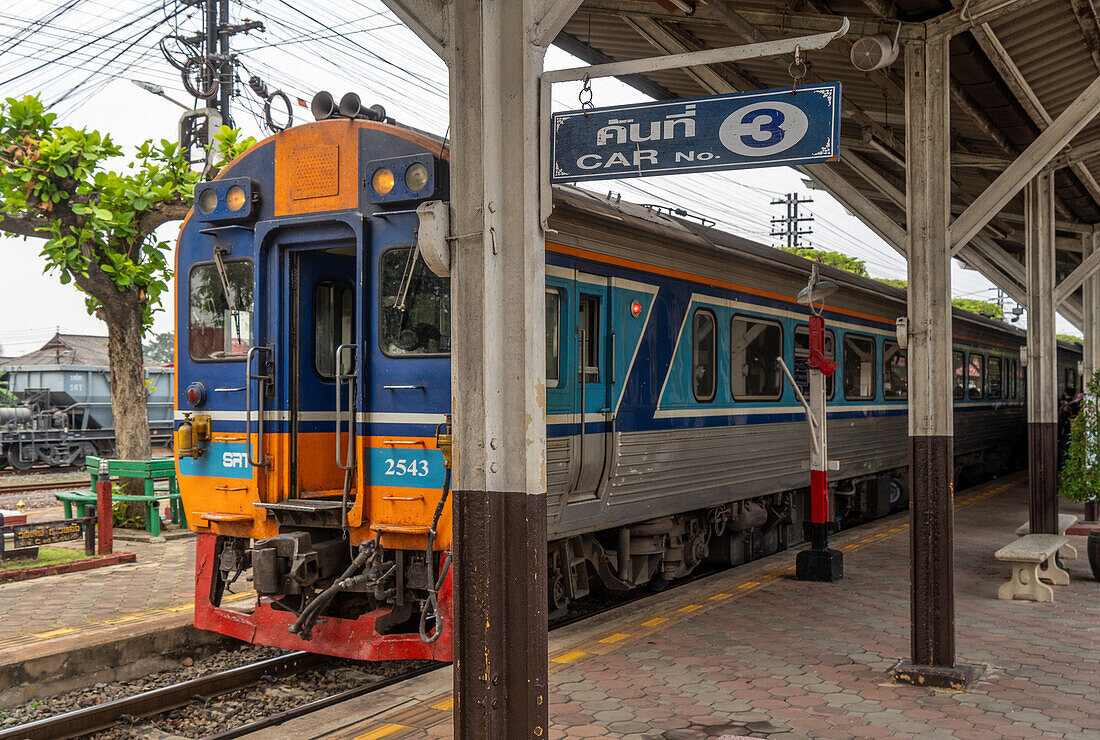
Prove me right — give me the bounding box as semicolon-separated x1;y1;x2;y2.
174;108;1082;662
0;333;174;469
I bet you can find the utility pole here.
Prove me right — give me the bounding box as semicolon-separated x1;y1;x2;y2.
176;0;263;128
770;193;814;249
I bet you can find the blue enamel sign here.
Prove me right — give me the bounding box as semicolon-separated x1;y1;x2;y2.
550;83;841;183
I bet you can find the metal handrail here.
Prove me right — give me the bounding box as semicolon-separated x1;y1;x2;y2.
245;346;272;467
335;344;357;470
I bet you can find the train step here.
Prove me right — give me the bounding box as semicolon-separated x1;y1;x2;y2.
256;499;348;528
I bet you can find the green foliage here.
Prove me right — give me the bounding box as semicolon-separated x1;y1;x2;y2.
212;126;258;168
143;330;174;364
875;279;1005;320
0;95;196;328
1057;333;1084;345
111;491;145;529
1059;370;1100;503
777;247;868;277
951;298;1003;320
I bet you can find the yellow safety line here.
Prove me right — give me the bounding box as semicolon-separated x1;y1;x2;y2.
354;724;407;740
550;651;586;664
32;627;76;639
351;475;1025;735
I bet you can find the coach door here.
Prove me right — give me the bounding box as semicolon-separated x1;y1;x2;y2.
287;246;357;499
569;272;612;502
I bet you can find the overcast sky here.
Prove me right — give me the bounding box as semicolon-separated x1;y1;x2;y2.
0;0;1070;357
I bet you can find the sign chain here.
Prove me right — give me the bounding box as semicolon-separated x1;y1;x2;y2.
579;74;594;116
789;46;807;95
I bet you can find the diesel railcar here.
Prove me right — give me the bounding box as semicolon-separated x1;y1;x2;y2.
174;115;1080;661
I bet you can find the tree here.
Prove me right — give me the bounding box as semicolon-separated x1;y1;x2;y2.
1057;333;1083;345
0;95;195;515
143;330;175;365
778;247;868;277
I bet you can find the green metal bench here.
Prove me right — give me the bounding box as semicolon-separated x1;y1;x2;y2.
54;456;184;537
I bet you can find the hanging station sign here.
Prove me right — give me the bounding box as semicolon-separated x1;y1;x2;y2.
549;83;841;183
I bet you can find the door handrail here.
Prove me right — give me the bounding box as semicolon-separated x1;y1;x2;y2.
335;343;357;471
245;345;273;467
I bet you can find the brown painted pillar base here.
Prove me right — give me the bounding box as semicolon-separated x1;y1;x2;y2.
894;436;980;690
453;489;548;738
1028;422;1059;534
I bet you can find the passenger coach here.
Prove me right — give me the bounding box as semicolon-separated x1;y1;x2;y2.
174;115;1081;661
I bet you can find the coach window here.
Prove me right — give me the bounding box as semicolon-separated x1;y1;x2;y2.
579;295;601;383
883;340;907;400
968;353;985;399
380;247;450;356
188;259;253;361
731;315;782;401
793;325;835;399
1007;358;1017;399
987;356;1003;400
692;309;717;402
546;289;561;387
314;281;354;380
842;334;876;401
953;350;966;399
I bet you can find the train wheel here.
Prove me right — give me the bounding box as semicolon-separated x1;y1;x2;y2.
7;446;36;471
888;475;909;512
548;571;569;620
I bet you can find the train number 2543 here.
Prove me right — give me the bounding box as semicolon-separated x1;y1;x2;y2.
384;458;430;476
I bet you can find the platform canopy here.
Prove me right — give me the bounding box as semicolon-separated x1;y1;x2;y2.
548;0;1100;328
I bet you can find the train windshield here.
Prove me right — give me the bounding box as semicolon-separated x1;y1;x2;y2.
380;247;450;355
188;259;254;360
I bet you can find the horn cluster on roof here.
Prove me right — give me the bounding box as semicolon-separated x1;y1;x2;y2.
310;91;389;123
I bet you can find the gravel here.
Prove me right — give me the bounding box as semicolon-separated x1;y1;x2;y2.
0;641;439;739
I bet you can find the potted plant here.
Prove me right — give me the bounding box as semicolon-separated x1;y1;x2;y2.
1059;369;1100;579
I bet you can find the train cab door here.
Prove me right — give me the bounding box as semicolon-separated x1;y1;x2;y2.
286;246;357;500
568;272;613;503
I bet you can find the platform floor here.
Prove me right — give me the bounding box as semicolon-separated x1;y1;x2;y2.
251;474;1099;740
0;506;243;649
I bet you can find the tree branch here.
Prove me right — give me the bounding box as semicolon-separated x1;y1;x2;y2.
0;213;52;239
137;200;191;234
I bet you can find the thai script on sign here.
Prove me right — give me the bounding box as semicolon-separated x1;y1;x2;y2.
550;84;841;183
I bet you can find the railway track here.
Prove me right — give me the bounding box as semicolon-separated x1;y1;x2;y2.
0;652;326;740
0;478;86;495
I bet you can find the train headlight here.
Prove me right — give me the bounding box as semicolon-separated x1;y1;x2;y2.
197;188;218;215
194;177;260;223
365;154;438;204
225;184;247;212
405;162;429;192
372;167;395;196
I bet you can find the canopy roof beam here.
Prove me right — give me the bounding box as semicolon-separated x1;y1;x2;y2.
950;74;1100;255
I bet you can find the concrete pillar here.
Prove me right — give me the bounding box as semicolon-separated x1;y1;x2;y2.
894;37;976;690
1026;173;1059;535
447;0;573;735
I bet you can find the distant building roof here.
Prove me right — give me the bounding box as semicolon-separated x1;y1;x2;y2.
0;333;167;369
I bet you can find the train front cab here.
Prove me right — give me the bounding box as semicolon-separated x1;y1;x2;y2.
177;120;455;661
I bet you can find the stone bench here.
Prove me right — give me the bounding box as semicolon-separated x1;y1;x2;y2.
1015;513;1079;560
995;534;1070;603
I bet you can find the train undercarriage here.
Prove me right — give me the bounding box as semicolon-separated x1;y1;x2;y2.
201;460;953;661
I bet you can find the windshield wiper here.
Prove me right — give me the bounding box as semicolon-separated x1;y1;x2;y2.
212;246;243;345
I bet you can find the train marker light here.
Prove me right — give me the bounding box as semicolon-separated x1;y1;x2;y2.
405;162;429;192
372;167;395;196
197;188;218;215
185;381;207;408
225;184;247;212
193;177;259;223
631;299;642;317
